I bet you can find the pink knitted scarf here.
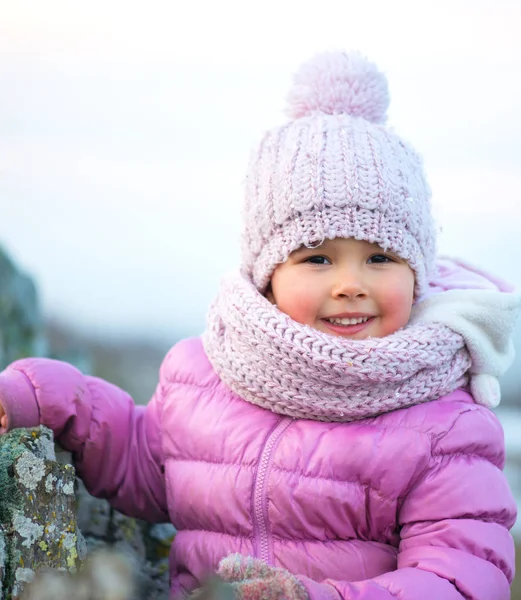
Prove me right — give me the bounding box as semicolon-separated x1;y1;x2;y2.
203;275;472;422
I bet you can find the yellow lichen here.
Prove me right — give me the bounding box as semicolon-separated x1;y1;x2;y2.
38;541;48;551
66;546;78;569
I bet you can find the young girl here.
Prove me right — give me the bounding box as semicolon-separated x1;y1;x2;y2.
0;52;519;600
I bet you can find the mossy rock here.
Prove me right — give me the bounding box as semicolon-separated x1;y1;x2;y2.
0;427;86;598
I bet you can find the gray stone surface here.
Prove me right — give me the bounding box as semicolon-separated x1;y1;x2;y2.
0;426;175;599
0;427;86;598
75;478;173;599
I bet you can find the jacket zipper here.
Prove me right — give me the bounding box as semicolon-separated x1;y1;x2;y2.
252;417;292;565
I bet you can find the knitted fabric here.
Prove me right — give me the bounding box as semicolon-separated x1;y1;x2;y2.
203;274;471;422
241;51;436;297
217;554;309;600
189;555;310;600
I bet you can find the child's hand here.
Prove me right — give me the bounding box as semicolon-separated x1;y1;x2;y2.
198;554;309;600
0;402;7;430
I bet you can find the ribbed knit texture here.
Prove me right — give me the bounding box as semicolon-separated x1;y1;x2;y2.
241;51;436;297
216;554;310;600
203;274;471;422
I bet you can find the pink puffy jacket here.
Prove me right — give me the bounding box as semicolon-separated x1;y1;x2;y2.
0;336;516;599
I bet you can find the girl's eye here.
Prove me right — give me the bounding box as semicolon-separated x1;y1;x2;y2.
304;255;331;265
368;254;393;264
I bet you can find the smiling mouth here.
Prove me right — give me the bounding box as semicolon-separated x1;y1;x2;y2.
321;315;376;335
325;316;370;325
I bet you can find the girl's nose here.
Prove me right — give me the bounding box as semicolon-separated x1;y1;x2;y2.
331;270;367;299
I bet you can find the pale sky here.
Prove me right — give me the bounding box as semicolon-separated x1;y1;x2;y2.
1;0;520;359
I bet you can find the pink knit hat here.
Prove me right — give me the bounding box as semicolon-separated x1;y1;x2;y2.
241;51;436;296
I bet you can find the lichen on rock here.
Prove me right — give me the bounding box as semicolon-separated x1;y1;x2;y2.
14;454;46;493
0;427;86;598
12;516;44;550
0;426;174;599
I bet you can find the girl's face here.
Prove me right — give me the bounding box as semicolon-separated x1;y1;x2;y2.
267;238;415;340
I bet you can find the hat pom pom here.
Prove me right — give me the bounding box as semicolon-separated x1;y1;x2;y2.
286;51;390;124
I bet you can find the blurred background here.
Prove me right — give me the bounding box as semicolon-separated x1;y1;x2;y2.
1;0;520;594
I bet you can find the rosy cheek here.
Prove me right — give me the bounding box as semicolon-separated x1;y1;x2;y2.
288;298;315;323
384;287;414;324
274;279;317;325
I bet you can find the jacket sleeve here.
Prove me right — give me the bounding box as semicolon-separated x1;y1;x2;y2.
0;353;171;523
298;407;516;600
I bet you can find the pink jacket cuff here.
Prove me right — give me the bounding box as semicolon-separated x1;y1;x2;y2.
0;369;40;431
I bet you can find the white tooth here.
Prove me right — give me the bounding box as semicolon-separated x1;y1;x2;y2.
329;317;369;325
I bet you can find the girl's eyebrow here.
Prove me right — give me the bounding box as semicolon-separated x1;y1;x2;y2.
291;246;323;257
380;248;403;259
289;246;308;258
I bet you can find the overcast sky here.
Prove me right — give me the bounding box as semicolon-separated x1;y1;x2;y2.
1;0;520;354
